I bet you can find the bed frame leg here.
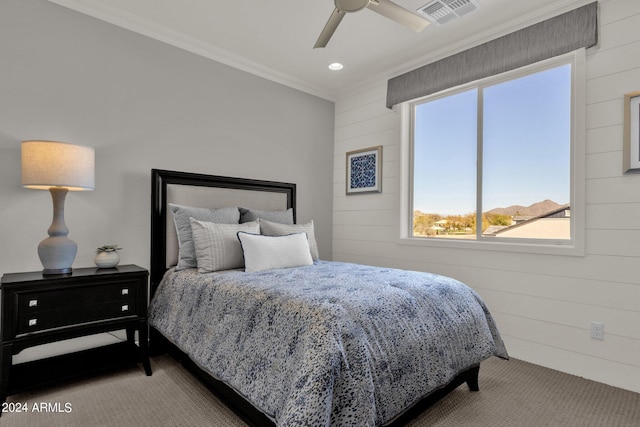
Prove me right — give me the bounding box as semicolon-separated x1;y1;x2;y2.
466;365;480;391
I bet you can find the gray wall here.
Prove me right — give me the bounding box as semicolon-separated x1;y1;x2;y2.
0;0;335;274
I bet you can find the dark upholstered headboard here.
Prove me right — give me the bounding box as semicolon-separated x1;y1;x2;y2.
150;169;296;294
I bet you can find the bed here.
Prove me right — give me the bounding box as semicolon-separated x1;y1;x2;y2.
148;168;508;426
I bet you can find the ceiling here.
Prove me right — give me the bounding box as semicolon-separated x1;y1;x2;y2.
48;0;586;101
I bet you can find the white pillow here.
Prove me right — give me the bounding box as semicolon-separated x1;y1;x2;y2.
237;232;313;272
190;219;259;273
259;219;319;260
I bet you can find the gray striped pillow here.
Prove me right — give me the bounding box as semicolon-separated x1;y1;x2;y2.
190;219;259;272
170;203;239;270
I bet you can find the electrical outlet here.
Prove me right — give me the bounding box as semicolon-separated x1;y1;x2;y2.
590;321;604;340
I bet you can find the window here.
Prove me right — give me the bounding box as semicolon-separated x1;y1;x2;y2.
402;52;584;254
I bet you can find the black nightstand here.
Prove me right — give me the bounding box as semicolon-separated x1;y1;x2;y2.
0;265;152;405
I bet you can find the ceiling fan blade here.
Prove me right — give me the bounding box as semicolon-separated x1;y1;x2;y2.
367;0;430;32
314;8;346;48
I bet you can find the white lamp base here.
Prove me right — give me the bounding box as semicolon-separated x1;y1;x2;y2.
38;187;77;275
38;236;77;275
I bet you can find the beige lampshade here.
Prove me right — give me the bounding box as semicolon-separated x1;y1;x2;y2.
21;140;95;191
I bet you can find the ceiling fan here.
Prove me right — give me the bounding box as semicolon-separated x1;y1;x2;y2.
314;0;430;48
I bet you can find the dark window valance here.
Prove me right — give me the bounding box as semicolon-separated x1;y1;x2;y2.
386;2;597;108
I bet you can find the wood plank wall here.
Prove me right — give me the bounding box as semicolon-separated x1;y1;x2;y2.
332;0;640;393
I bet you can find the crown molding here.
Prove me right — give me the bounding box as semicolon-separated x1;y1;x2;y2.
47;0;336;101
48;0;590;105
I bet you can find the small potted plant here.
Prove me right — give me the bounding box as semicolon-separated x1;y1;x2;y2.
94;244;122;268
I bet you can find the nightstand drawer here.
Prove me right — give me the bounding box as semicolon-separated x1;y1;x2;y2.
17;299;137;335
17;280;138;314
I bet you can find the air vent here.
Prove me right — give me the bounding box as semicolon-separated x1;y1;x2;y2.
417;0;480;26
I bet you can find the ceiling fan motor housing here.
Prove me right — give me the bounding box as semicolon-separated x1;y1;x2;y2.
336;0;371;13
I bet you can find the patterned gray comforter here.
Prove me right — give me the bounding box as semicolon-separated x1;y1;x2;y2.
149;261;508;426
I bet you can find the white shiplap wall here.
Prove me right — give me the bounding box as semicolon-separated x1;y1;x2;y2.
332;0;640;393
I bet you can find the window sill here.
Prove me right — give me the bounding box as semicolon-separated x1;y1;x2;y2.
397;236;584;257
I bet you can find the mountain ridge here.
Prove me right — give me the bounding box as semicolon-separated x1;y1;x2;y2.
486;199;563;217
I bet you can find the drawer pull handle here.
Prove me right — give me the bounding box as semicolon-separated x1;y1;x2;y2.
28;319;38;326
29;299;38;307
121;288;129;295
122;305;129;311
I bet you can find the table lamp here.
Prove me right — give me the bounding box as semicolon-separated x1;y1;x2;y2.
21;141;95;275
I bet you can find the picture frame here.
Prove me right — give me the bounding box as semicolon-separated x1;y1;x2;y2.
623;91;640;174
346;146;382;194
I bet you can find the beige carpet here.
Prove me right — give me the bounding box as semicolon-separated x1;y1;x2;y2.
2;355;638;426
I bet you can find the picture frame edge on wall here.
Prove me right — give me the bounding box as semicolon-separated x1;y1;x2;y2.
346;145;383;195
622;91;640;174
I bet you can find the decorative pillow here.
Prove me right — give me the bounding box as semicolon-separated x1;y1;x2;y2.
190;219;259;273
239;207;294;224
237;232;313;273
259;220;319;260
170;204;240;270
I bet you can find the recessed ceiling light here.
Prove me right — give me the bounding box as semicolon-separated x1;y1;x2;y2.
328;62;344;71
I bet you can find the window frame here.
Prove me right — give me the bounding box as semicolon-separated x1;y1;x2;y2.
399;50;585;256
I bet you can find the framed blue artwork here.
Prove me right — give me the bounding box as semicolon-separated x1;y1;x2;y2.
623;91;640;173
346;146;382;194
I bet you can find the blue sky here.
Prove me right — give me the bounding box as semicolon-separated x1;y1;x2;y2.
413;64;571;215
